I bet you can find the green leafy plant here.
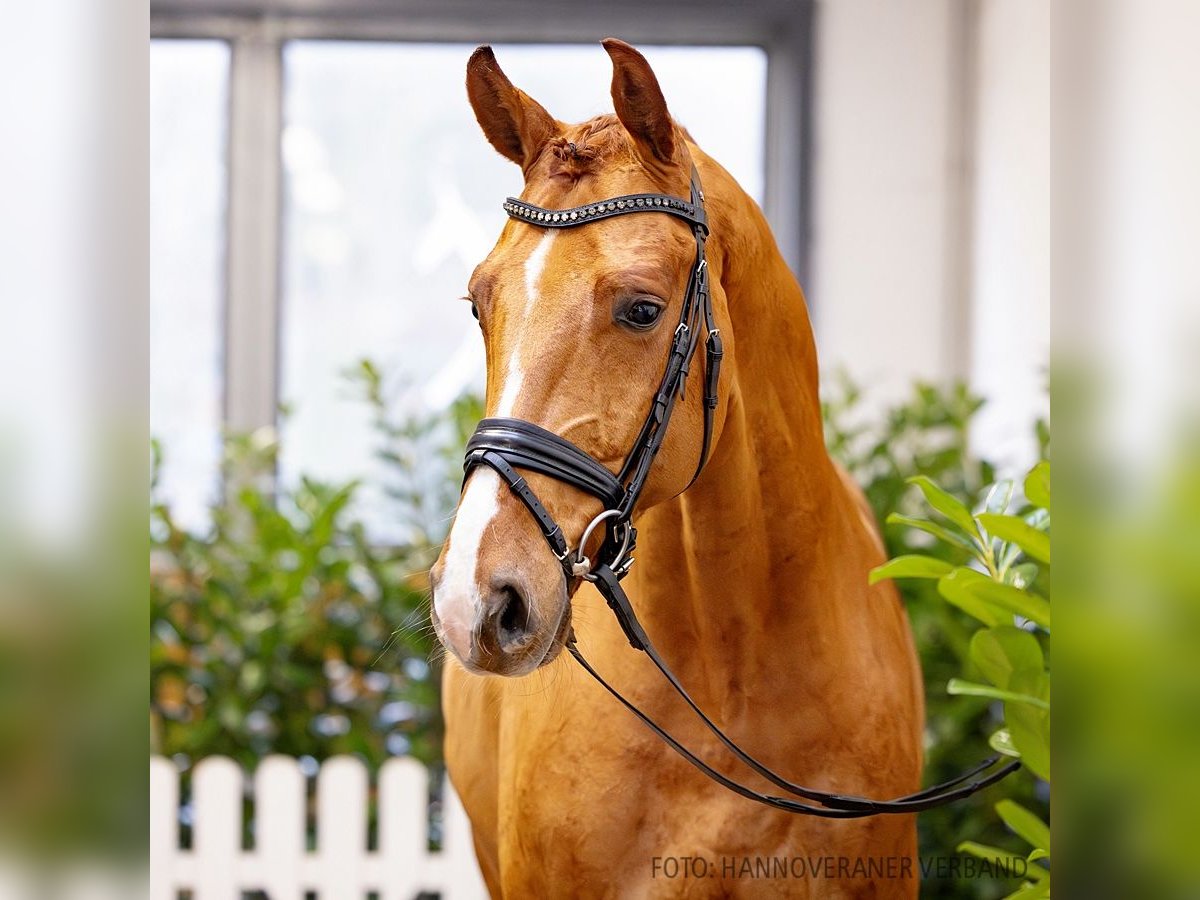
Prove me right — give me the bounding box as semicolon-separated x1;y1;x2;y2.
823;372;999;536
150;430;441;769
350;359;484;551
871;461;1051;898
823;373;1047;899
150;368;482;772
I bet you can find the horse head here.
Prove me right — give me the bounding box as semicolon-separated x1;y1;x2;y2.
430;40;732;676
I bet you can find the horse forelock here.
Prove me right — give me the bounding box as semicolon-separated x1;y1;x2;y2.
539;114;693;187
542;115;625;177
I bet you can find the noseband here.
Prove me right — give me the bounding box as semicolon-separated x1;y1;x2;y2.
462;166;1018;818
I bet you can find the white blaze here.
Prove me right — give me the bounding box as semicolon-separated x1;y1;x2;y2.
435;231;556;657
434;468;500;656
496;231;556;416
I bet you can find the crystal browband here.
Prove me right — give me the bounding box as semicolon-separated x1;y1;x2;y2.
504;193;708;233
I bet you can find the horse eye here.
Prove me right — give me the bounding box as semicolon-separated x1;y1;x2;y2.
623;300;663;329
470;302;480;321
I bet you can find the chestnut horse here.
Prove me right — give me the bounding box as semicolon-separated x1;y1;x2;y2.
430;40;923;898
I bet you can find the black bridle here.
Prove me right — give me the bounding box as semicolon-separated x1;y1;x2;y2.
462;165;1020;817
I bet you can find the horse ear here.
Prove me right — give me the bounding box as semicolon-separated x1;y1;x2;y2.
466;46;558;171
602;38;677;169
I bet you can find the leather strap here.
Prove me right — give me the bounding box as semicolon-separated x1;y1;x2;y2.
570;566;1022;817
467;419;624;510
473;451;570;561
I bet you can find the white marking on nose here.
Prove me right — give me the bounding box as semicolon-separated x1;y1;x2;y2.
435;468;500;659
438;231;556;660
496;231;556;416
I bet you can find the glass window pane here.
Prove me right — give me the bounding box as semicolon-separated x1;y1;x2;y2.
279;42;765;540
150;39;229;530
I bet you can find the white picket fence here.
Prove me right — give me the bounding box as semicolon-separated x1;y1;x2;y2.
150;755;487;900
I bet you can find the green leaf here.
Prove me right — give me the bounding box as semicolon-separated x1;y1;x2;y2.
937;568;1007;627
1008;668;1051;781
945;572;1051;630
869;555;955;585
886;513;976;551
1020;859;1051;882
908;475;981;538
1027;849;1049;863
1005;562;1040;590
1024;461;1050;509
989;728;1020;758
983;479;1015;515
947;678;1050;710
970;626;1045;689
996;799;1051;853
979;513;1051;564
1006;877;1051;898
957;840;1015;861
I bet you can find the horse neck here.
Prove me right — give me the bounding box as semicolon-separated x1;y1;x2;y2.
630;164;860;686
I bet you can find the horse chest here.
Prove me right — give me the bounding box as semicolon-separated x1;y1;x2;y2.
447;669;908;898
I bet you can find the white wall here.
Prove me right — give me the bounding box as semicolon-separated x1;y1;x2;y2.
1069;0;1200;473
810;0;1049;471
969;0;1050;468
811;0;965;400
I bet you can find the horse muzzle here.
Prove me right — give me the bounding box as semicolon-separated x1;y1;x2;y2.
430;564;570;677
429;466;576;677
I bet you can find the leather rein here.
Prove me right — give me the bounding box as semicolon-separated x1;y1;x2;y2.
462;166;1020;817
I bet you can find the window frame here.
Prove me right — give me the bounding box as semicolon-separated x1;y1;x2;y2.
150;3;813;447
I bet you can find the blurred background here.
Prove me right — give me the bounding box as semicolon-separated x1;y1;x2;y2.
4;0;1200;897
148;0;1051;534
145;1;1051;896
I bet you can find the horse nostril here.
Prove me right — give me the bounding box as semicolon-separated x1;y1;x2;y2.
495;584;529;651
473;577;542;668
